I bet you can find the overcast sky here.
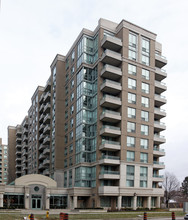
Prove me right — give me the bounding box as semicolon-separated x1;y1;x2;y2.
0;0;188;182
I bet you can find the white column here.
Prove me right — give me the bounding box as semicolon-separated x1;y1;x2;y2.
133;195;137;210
156;196;160;208
68;195;72;209
0;194;3;207
118;196;122;210
73;196;78;209
147;196;151;210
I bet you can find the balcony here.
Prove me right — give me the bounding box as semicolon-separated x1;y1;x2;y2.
101;49;122;66
99;170;120;179
154;134;166;144
153;175;164;182
39;93;44;104
101;64;122;80
43;158;50;165
98;186;119;195
39;114;44;122
43;147;50;155
101;35;122;52
39;133;44;141
38;163;45;170
16;137;22;142
155;80;167;94
44;78;51;92
100;79;122;95
100;125;121;137
99;155;120;165
155;53;167;68
99;140;121;151
153;161;165;169
100;110;121;123
39;144;46;151
39;153;45;160
43;136;50;145
43;92;51;103
154;108;166;120
155;68;167;81
39;104;44;113
43;124;50;135
43;103;51;114
23;128;28;135
153;147;165;157
43;169;49;175
39;124;45;132
100;95;121;109
43;114;51;124
154;94;167;107
154;121;166;132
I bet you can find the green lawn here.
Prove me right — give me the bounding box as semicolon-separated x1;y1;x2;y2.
0;211;185;220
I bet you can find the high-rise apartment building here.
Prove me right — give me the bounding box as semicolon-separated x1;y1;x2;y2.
0;138;8;184
8;18;167;209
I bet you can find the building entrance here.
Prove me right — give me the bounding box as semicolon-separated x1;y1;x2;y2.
32;195;42;209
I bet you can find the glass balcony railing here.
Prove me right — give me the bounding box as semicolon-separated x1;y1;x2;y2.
101;155;120;160
100;170;120;175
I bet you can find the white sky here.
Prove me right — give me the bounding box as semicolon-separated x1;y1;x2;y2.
0;0;188;182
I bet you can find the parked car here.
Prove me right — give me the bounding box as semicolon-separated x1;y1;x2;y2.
184;214;188;219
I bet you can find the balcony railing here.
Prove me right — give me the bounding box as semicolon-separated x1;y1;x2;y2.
100;170;120;175
101;155;120;160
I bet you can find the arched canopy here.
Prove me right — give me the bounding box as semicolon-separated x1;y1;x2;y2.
14;174;57;187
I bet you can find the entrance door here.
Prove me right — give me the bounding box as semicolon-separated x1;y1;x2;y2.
32;195;42;209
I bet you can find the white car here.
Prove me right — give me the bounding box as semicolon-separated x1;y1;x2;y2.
184;213;188;219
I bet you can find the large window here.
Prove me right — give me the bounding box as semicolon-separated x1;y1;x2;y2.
140;139;149;149
128;93;136;104
126;165;135;187
141;110;149;122
141;97;149;108
128;78;136;90
141;125;149;135
140;152;148;163
127;107;136;119
127;151;135;162
142;69;150;80
50;196;67;209
127;122;136;133
127;136;135;148
3;194;24;208
142;38;150;66
140;166;148;187
128;64;136;76
129;32;138;61
142;82;149;94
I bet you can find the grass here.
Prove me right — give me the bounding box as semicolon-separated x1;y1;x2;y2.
0;211;185;219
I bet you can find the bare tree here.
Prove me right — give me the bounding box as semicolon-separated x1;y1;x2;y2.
162;171;180;208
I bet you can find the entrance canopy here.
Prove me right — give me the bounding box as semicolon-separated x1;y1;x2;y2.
14;174;57;187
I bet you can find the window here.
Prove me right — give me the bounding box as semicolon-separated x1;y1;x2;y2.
126;165;134;187
127;122;136;133
71;51;75;62
64;147;68;156
71;92;74;102
65;135;68;144
142;69;150;80
70;118;74;128
64;171;67;187
128;78;136;90
69;170;72;187
64;159;67;168
140;166;148;187
65;98;68;107
65;122;68;132
141;97;149;108
142;82;149;94
128;93;136;104
127;151;135;162
69;144;73;153
141;110;149;122
69;157;73;166
142;38;150;66
71;67;74;75
69;131;73;141
65;85;69;95
127;136;135;147
128;107;136;119
66;57;69;70
70;105;74;115
128;64;136;76
129;32;138;61
71;79;74;89
65;110;68;119
140;153;148;163
141;125;149;135
140;139;149;149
